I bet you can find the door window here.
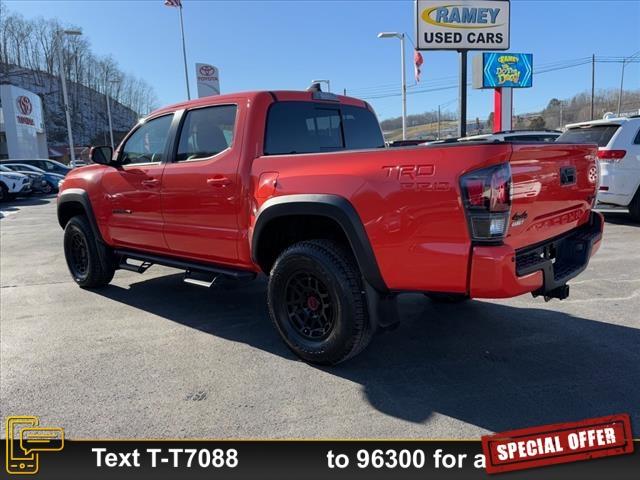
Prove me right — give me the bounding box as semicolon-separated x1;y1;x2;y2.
120;115;173;164
176;105;237;161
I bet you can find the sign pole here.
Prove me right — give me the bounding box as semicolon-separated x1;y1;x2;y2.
493;87;513;132
458;50;467;138
493;88;502;132
178;5;191;100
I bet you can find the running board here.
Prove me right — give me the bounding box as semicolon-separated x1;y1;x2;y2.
114;249;256;281
119;258;153;273
183;270;219;288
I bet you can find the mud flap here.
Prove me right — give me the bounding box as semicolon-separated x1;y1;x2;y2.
364;282;399;331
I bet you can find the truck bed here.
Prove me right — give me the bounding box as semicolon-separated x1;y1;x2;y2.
252;141;599;295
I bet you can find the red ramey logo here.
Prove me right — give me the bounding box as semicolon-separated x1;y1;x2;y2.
17;95;33;116
199;65;215;76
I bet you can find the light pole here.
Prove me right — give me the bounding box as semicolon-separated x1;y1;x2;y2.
56;28;82;165
436;98;456;139
311;79;331;93
377;32;406;140
617;51;640;115
105;78;120;151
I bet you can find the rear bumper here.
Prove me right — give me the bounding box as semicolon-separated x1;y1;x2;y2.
469;212;603;299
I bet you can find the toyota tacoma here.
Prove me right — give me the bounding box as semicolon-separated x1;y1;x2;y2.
58;88;603;364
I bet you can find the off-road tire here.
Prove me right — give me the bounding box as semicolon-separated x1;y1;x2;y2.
629;187;640;223
63;215;115;288
268;239;374;365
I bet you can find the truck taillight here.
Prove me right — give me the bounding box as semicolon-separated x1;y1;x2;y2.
460;163;512;242
597;149;626;162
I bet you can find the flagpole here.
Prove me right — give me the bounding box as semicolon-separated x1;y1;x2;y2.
178;4;191;100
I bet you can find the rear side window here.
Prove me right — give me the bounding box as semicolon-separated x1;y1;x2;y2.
342;105;385;149
557;125;620;147
177;105;237;161
264;101;384;155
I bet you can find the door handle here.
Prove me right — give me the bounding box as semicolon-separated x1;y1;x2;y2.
141;178;160;188
207;176;231;187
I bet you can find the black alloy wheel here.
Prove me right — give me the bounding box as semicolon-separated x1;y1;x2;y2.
68;229;90;280
284;271;337;341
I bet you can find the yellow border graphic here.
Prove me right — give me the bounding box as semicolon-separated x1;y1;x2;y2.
5;416;64;475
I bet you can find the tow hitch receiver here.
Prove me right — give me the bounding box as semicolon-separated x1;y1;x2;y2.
534;284;570;302
517;212;602;302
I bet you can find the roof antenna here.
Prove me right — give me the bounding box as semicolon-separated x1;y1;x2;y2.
307;82;322;92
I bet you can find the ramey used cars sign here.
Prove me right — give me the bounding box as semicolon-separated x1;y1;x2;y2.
415;0;510;51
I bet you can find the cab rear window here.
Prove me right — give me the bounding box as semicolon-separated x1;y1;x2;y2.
557;125;620;147
264;101;384;155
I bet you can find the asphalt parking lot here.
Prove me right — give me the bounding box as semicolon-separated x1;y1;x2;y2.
1;197;639;439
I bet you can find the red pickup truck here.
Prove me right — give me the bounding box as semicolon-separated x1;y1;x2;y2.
58;88;603;364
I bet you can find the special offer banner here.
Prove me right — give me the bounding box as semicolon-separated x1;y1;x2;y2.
3;415;638;479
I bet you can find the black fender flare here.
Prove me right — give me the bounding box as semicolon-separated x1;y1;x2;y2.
251;194;388;293
57;188;104;243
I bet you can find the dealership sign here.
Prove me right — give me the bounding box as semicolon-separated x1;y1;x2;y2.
0;84;48;159
16;95;35;126
196;63;220;98
473;52;533;88
415;0;510;50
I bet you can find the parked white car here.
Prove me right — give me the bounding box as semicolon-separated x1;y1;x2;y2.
0;167;32;201
558;115;640;221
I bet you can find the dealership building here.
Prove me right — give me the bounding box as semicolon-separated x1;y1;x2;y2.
0;84;48;160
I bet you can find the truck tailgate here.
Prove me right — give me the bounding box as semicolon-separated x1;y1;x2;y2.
505;143;598;250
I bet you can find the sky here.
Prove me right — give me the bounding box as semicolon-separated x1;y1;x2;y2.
5;0;640;121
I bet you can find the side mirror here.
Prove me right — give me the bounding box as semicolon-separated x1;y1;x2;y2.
90;146;114;165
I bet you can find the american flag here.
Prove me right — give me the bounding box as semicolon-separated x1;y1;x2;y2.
164;0;182;7
414;51;424;83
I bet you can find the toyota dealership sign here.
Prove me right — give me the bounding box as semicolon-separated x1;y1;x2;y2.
0;84;48;158
196;63;220;98
415;0;510;50
17;95;33;116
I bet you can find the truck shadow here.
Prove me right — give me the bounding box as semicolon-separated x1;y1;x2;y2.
601;211;639;228
95;274;640;433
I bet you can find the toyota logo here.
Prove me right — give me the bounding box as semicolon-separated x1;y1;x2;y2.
17;96;33;116
199;65;215;76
